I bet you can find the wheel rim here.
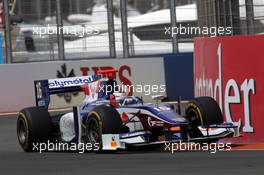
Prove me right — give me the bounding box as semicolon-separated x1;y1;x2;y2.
87;118;100;144
186;108;201;126
17;118;27;145
185;107;204;138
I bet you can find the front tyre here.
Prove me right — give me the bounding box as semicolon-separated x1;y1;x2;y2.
185;97;224;139
186;96;223;126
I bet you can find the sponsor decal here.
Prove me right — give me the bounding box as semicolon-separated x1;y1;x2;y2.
147;116;164;127
153;106;171;112
49;77;94;88
110;136;118;148
120;131;148;138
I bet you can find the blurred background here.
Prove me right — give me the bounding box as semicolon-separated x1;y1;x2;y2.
0;0;263;63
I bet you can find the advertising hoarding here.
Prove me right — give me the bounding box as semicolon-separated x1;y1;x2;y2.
194;35;264;143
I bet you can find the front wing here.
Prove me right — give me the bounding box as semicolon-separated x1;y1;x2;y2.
101;124;240;151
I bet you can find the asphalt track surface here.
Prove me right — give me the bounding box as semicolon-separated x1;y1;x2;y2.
1;115;264;175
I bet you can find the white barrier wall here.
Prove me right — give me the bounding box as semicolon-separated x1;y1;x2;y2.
0;58;166;112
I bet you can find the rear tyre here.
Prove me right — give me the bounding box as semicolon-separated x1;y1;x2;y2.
85;105;124;152
17;107;52;152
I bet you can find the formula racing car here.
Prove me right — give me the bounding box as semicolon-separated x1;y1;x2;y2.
17;69;239;152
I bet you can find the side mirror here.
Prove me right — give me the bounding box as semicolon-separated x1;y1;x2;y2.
152;95;165;106
152;95;165;101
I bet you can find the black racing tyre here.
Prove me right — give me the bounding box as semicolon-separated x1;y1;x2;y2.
85;105;124;152
185;96;223;126
17;107;52;152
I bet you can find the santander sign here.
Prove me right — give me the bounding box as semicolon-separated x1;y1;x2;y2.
195;43;256;134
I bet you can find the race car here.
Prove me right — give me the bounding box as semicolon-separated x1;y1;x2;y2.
17;69;240;152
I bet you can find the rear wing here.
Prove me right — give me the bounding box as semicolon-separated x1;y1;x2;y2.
34;75;101;108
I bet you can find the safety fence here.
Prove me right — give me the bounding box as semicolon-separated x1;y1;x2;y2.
1;0;196;63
